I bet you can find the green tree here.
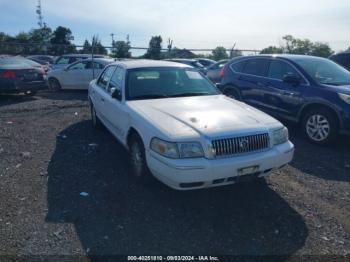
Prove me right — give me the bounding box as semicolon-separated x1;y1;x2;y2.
81;39;92;53
28;26;52;54
310;42;334;58
167;48;196;59
112;40;131;58
0;32;16;54
280;35;333;57
49;26;76;55
211;46;228;61
260;46;283;54
14;32;31;54
144;36;162;60
91;35;107;55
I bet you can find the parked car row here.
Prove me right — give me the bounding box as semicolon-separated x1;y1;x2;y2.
2;51;349;190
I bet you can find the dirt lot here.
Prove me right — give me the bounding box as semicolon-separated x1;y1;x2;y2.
0;91;349;261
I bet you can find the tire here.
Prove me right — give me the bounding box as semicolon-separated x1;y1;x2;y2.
301;108;338;145
90;102;102;129
224;86;241;100
48;78;62;92
129;134;152;183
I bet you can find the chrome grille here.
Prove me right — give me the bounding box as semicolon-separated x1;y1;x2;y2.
212;133;270;157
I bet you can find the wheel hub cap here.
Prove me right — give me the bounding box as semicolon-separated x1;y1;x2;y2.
306;114;330;141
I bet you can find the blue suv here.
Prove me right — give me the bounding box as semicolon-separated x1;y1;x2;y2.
220;55;350;145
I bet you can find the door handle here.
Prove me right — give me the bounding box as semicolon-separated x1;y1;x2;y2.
282;91;297;97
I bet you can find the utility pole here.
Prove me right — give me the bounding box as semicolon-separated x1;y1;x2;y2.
126;34;130;45
229;43;236;58
36;0;44;28
167;38;173;56
110;33;115;44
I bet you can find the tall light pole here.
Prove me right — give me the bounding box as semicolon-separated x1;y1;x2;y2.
36;0;44;28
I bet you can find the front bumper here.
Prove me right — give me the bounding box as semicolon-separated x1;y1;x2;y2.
146;141;294;190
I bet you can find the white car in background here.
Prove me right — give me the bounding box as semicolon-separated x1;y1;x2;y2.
48;58;113;90
88;60;294;190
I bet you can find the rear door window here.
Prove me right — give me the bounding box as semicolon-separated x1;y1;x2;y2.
97;66;116;90
242;59;269;77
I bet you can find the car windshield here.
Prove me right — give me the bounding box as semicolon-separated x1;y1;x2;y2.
294;57;350;85
127;67;219;100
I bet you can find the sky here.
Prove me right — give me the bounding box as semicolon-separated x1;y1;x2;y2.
0;0;349;54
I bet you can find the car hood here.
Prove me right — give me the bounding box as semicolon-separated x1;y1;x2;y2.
127;95;281;139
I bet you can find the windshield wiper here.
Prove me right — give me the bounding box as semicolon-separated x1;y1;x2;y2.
130;94;169;100
168;92;213;98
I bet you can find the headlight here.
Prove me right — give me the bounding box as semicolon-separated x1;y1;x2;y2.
273;127;289;145
178;142;204;158
339;93;350;104
150;138;204;159
150;138;179;159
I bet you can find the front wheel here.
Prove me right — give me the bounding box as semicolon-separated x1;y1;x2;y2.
48;78;61;92
301;108;338;145
129;134;152;183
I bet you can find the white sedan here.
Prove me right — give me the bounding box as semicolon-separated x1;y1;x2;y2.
88;60;294;190
48;58;113;90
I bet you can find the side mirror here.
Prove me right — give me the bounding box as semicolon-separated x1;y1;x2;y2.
283;74;301;86
111;87;121;100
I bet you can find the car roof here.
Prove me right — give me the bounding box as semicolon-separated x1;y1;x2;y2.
111;59;192;69
166;58;197;62
78;58;114;64
233;54;328;62
59;54;105;57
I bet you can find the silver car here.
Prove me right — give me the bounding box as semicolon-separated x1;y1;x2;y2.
51;54;107;70
206;59;228;84
48;58;113;90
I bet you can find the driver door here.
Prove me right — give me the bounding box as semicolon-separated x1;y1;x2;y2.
263;59;306;119
102;66;129;143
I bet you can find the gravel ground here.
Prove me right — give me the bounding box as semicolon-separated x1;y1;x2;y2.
0;91;349;261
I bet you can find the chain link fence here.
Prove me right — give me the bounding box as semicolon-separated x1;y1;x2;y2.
0;41;261;59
